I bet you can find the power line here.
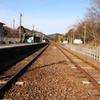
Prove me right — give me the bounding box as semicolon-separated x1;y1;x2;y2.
0;0;20;13
0;1;22;29
0;17;12;20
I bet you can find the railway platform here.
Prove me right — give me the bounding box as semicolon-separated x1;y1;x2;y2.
0;43;48;67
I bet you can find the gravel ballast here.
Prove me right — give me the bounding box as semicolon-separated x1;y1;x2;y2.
3;43;99;100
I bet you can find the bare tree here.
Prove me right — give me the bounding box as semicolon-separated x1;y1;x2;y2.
84;0;100;45
65;0;100;45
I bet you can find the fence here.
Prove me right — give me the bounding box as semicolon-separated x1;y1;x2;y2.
0;37;20;44
64;44;100;62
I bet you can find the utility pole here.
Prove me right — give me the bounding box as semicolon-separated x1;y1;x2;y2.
33;25;34;42
73;31;75;43
84;21;86;45
71;29;74;44
19;13;22;41
71;33;72;44
13;19;15;37
13;19;15;30
10;22;12;35
36;28;38;36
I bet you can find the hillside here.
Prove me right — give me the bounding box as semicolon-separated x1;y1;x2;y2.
47;33;62;39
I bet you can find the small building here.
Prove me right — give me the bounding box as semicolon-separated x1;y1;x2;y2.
63;37;68;43
63;40;68;43
0;22;5;37
74;39;82;44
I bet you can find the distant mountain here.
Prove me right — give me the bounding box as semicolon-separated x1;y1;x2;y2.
47;33;62;39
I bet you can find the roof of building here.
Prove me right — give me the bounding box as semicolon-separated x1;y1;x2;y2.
0;22;5;25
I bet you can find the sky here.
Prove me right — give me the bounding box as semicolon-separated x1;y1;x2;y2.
0;0;90;35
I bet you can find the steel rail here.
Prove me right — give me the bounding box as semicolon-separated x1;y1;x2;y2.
60;44;100;71
0;44;49;99
56;44;100;92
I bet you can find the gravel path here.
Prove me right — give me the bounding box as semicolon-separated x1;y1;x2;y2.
4;43;98;100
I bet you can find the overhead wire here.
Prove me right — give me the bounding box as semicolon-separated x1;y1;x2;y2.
0;0;20;14
0;1;21;28
0;1;34;30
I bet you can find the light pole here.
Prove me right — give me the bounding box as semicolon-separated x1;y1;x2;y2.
13;19;15;37
33;25;34;42
84;21;86;45
19;13;22;41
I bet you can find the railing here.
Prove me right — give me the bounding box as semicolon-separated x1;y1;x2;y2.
0;37;20;44
64;44;100;61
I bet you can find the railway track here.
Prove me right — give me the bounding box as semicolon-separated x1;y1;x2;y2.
0;44;49;99
1;43;100;99
55;44;100;96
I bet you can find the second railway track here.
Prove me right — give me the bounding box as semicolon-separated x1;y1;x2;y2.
0;44;49;99
55;43;100;96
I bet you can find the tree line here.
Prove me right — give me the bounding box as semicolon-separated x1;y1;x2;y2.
44;0;100;45
3;26;19;38
64;0;100;46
